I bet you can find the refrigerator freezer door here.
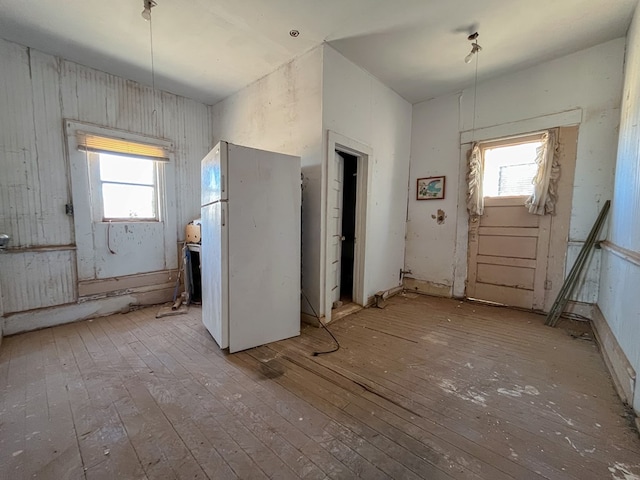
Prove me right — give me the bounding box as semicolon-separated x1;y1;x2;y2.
201;141;228;206
201;201;229;349
227;144;301;353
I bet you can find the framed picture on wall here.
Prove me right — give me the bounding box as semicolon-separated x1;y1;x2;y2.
417;176;445;200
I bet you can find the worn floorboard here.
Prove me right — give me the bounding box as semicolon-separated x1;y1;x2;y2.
1;294;639;479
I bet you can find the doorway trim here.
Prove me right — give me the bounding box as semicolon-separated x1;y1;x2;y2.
453;109;582;298
325;131;372;323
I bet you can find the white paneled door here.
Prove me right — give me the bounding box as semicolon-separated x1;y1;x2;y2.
329;151;345;307
466;126;579;311
467;198;551;310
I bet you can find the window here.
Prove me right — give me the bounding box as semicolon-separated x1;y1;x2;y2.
482;139;543;198
96;153;159;220
66;121;177;282
76;132;170;222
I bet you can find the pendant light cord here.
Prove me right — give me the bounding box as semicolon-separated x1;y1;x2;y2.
148;10;157;125
471;45;479;143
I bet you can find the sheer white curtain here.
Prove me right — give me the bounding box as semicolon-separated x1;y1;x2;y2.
525;130;560;215
466;143;484;216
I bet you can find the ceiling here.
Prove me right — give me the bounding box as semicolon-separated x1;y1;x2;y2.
0;0;637;105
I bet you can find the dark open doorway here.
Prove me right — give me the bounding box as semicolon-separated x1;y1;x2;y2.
339;151;358;302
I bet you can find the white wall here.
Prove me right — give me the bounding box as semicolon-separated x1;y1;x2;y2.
210;47;324;316
322;46;412;307
0;37;211;333
405;92;463;296
598;3;640;414
405;38;625;301
211;45;412;320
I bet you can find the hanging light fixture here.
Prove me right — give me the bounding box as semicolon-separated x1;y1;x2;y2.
464;32;482;64
465;31;482;143
466;30;484;217
141;0;158;124
141;0;156;21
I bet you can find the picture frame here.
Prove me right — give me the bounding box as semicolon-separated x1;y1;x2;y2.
417;176;445;200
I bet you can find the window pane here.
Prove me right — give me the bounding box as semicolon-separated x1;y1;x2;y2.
498;163;538;196
483;141;542;197
99;153;155;185
102;184;156;219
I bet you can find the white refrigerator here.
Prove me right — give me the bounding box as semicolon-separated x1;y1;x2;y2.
200;141;301;353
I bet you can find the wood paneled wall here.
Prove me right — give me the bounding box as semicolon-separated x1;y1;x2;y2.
0;38;211;316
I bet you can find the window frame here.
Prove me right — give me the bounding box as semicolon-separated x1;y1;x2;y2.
65;120;177;283
478;132;546;199
88;151;164;222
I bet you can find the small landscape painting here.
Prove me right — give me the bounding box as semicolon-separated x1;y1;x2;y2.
417;176;445;200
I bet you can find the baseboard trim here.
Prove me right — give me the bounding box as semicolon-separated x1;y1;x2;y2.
564;301;594;320
591;305;636;407
303;285;403;328
402;278;452;298
301;312;322;327
4;287;173;336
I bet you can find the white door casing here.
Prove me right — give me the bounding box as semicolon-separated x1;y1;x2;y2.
329;151;344;306
464;126;578;311
324;131;372;323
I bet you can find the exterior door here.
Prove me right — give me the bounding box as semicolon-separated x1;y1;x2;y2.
329;151;344;307
467;198;551;309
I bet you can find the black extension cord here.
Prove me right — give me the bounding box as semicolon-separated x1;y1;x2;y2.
301;290;340;356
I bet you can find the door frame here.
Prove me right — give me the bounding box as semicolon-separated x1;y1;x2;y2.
454;113;580;308
325;131;372;323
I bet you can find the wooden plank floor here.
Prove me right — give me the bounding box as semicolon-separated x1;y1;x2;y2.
1;294;639;479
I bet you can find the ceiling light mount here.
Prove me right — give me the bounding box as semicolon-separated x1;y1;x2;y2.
289;29;300;38
464;32;482;64
141;0;157;21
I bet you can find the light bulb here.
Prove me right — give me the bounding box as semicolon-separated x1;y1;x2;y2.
141;7;151;20
465;52;474;64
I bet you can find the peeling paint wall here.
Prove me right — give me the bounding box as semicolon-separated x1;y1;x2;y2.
405;38;625;301
210;45;412;319
598;3;640;414
0;37;211;332
322;45;412;305
210;47;324;316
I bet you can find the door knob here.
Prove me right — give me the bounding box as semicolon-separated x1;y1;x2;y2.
341;236;346;241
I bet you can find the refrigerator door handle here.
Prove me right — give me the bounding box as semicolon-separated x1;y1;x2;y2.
221;174;225;193
222;205;226;227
